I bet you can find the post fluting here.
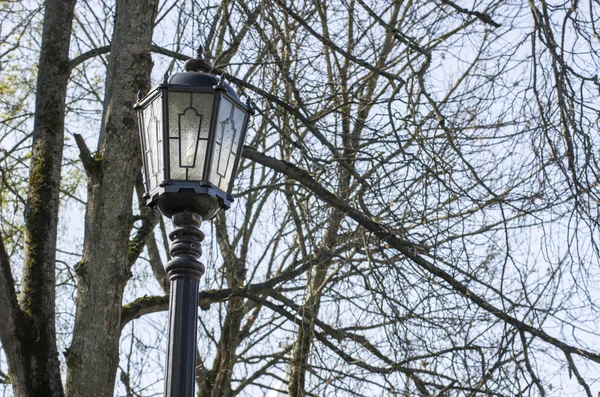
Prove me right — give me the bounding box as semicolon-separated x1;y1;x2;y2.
164;211;205;397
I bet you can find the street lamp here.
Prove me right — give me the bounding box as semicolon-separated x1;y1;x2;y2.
135;46;253;397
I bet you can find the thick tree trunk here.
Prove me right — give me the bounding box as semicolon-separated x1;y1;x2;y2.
65;1;158;396
0;1;76;396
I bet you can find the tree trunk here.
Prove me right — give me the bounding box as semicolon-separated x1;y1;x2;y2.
0;0;76;396
65;1;158;396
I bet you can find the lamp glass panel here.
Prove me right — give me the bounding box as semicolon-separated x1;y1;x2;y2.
209;97;247;191
167;91;214;181
141;95;163;192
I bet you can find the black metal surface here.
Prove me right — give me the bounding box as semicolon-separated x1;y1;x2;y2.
164;211;205;397
155;185;230;219
183;45;214;74
164;276;200;397
169;72;242;103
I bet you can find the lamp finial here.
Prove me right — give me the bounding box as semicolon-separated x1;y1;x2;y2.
184;44;213;73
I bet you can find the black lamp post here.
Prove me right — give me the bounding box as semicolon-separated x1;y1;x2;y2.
135;46;253;397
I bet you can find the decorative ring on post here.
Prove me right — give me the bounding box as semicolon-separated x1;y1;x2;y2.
166;211;205;280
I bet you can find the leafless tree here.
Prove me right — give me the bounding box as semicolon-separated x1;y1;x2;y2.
1;0;599;396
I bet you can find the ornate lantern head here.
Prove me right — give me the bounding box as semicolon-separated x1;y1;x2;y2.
135;47;253;219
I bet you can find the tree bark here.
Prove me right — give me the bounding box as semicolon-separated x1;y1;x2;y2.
0;1;76;396
65;1;158;396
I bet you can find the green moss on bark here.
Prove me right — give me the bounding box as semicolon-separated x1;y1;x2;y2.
21;150;53;315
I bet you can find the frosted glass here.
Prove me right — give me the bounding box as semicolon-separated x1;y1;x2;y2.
188;141;207;181
216;118;234;177
167;91;214;181
179;108;202;167
141;95;163;191
210;97;248;191
169;143;186;180
219;105;247;190
209;98;231;188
